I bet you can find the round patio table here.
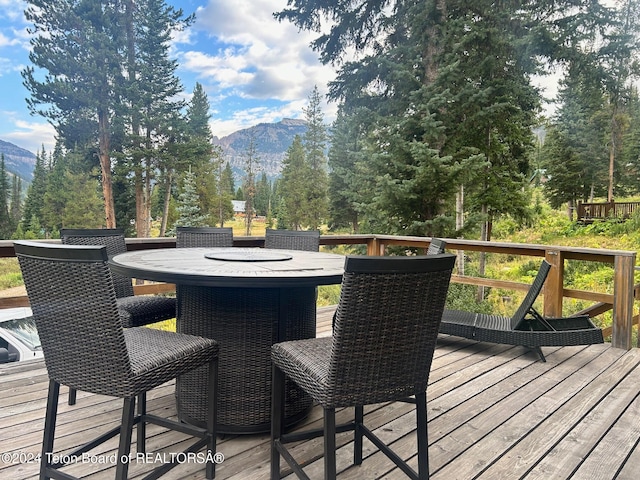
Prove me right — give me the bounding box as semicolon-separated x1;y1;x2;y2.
110;247;344;434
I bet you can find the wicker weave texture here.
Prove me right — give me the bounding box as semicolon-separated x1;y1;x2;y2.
264;229;320;252
15;243;217;398
176;227;234;248
439;260;604;350
61;228;176;328
61;229;134;298
272;254;456;409
176;284;316;433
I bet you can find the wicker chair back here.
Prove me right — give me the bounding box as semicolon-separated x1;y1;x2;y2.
327;254;455;406
61;228;133;298
264;229;320;251
176;226;234;248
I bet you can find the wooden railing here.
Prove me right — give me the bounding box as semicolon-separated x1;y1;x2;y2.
1;235;637;349
577;201;640;222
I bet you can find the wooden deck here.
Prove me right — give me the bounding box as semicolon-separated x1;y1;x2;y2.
2;306;640;479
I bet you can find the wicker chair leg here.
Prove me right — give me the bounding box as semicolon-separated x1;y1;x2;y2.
206;357;218;480
354;405;364;465
415;392;430;479
324;408;337;480
115;397;136;480
270;365;285;480
68;387;76;405
40;380;60;480
137;393;146;454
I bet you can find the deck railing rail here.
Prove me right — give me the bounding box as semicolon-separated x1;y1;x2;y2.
0;235;637;349
577;201;640;222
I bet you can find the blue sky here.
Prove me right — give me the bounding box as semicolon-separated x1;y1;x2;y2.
0;0;338;154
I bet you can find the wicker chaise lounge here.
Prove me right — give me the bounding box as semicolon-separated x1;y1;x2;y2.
439;259;604;362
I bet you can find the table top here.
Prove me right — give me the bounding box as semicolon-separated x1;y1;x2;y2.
110;247;345;288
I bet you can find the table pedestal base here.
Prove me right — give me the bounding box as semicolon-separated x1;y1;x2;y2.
175;285;316;434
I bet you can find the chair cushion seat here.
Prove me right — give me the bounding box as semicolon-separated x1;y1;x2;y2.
272;337;332;406
118;327;218;398
117;296;176;328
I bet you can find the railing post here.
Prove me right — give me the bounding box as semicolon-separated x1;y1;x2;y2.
367;237;384;256
612;254;635;350
544;249;564;318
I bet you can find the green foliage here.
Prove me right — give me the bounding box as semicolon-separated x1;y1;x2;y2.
0;155;13;239
172;168;208;229
0;259;22;290
317;285;341;307
60;169;105;228
278;135;309;230
302;86;329;230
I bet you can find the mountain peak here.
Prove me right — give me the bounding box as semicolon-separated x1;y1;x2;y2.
0;139;36;181
213;119;308;177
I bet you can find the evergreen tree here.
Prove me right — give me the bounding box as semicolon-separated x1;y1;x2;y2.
221;162;235;198
23;0;124;227
254;172;271;217
328;108;364;232
158;82;212;236
10;173;22;231
60;169;105;228
124;0;193;237
279;135;310;230
0;155;12;239
173;168;208;229
302;86;328;230
243;136;259;235
212;161;234;227
21;148;47;233
620;89;640;193
276;0;636;238
542;69;609;216
187;82;212;138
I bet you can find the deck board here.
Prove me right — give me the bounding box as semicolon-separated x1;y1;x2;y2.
1;307;640;479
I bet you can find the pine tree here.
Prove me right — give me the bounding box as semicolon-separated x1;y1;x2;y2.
327;108;364;232
279;135;310;230
10;173;22;231
254;172;271;217
23;0;124;227
173;168;208;229
214;161;235;227
21;148;48;233
0;155;12;239
124;0;193;237
276;1;633;237
243;136;259;235
60;169;105;228
302;86;328;230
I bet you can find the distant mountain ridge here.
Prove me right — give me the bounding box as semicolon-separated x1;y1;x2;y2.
1;118;308;184
0;139;36;182
213;118;307;178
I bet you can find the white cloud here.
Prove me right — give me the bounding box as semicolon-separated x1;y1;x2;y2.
0;1;26;23
175;0;335;116
2;117;56;154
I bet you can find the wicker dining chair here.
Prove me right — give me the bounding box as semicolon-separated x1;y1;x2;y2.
15;241;219;480
176;226;234;248
264;229;320;252
61;228;177;327
271;253;456;480
61;228;177;405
